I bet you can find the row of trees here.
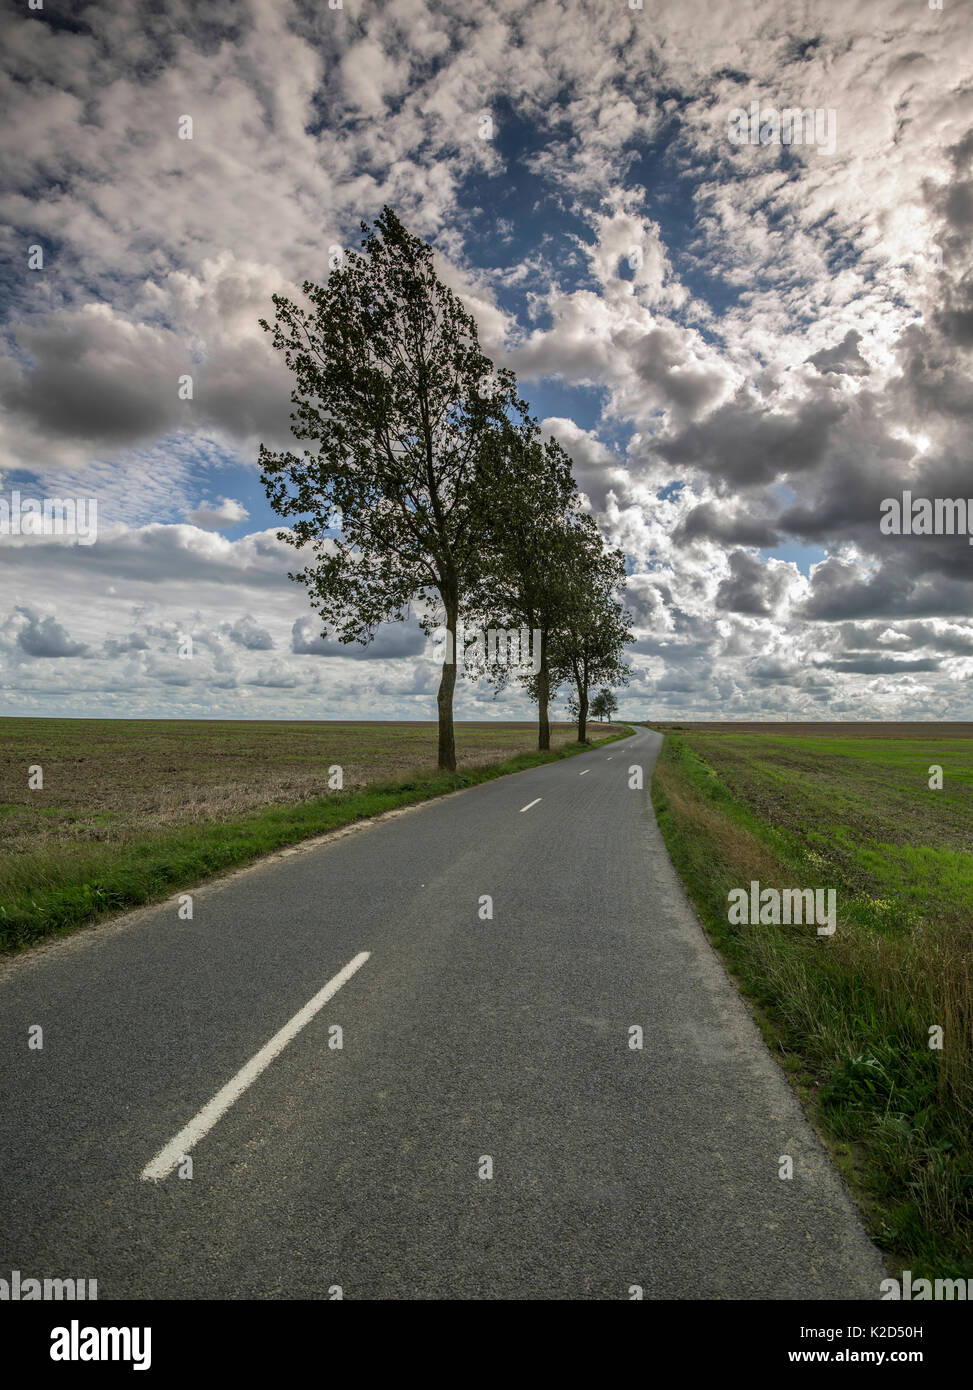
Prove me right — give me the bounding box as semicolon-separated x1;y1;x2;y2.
581;687;620;725
259;207;632;771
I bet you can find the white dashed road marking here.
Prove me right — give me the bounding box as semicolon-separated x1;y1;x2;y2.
141;951;371;1181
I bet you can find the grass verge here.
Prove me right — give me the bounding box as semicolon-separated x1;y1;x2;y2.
1;728;632;955
649;728;972;1283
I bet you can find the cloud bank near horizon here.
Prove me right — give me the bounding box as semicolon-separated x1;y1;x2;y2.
1;0;971;721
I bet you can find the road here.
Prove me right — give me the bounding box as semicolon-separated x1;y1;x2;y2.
0;726;886;1299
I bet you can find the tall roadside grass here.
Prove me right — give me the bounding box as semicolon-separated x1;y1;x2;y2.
1;729;632;954
651;731;973;1281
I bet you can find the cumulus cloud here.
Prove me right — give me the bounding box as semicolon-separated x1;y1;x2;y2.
655;392;846;487
291;616;427;660
15;609;88;659
250;665;302;689
0;0;970;719
807;330;869;377
715;550;791;617
223;614;274;650
187;498;250;529
103;631;150;657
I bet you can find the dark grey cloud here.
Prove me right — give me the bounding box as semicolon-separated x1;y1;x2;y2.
625;325;726;416
926;132;973;349
776;432;973;585
748;657;802;685
655;671;700;693
0;309;293;455
152;669;193;686
715;549;788;617
816;654;942;674
1;314;189;447
0;527;293;589
16;610;88;658
835;621;973;656
656;391;845;486
621;575;670;628
799;556;973;622
807;330;868;377
895;622;973;655
675;501;781;548
224;615;274;650
631;635;714;660
291;615;427;659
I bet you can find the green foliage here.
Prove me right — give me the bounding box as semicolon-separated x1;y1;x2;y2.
548;537;632;739
258;208;636;766
471;419;584;649
590;687;619;721
259;206;524;642
259;207;533;769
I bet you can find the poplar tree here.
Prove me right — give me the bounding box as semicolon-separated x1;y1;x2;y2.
550;535;633;743
259;207;524;771
472;421;585;750
590;688;619;722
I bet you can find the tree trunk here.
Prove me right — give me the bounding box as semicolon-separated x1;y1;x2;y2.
437;594;458;772
537;631;550;751
577;687;588;744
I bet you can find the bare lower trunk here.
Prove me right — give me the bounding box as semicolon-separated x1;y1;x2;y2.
573;656;589;743
537;632;550;751
437;597;458;772
577;689;588;743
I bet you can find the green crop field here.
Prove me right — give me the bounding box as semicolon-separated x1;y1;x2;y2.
0;717;628;953
649;722;973;1282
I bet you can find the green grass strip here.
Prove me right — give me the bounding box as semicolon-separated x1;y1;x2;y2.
648;727;973;1284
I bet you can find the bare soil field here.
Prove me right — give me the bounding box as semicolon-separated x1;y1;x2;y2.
0;717;627;854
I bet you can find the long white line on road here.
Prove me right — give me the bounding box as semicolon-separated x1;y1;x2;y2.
140;951;371;1182
579;769;589;776
519;798;542;813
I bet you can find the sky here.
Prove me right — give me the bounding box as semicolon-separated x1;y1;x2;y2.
1;0;972;722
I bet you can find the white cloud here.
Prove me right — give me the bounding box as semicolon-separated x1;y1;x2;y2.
187;498;250;529
0;0;970;719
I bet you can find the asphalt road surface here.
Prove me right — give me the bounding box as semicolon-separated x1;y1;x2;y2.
0;726;887;1299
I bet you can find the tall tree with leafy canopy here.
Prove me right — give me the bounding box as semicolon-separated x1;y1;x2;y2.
471;420;587;750
550;533;633;743
259;207;526;771
590;687;619;722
